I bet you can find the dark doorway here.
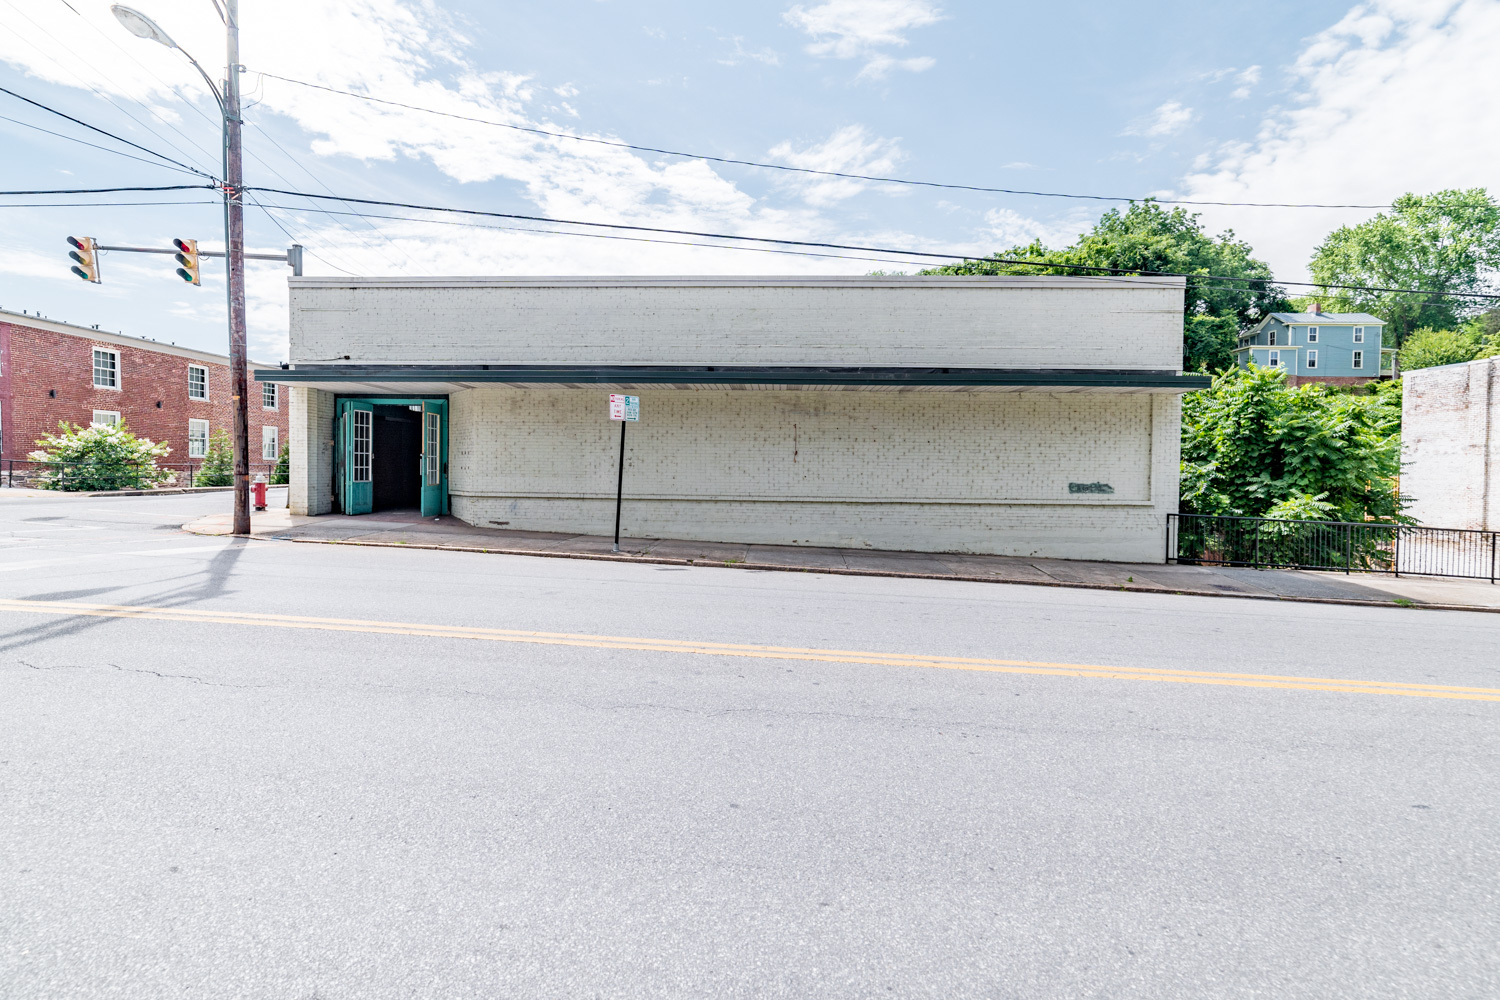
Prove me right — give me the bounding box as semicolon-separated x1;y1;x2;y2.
371;405;422;511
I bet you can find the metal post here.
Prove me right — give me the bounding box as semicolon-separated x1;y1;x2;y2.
1394;526;1401;578
224;0;250;535
1253;518;1261;569
612;419;626;553
1345;523;1352;574
1491;532;1496;585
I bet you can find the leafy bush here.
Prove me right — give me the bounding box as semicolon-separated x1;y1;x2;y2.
196;429;233;486
270;442;289;485
1181;365;1408;523
1398;326;1482;371
27;422;172;491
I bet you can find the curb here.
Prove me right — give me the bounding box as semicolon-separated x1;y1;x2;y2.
86;486;237;497
186;526;1500;615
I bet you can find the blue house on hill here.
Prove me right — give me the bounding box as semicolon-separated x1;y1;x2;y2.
1233;307;1395;386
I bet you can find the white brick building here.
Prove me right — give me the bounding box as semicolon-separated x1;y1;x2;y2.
1402;356;1500;530
261;275;1206;561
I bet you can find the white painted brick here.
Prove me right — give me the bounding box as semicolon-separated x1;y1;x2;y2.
290;386;335;515
1403;357;1499;530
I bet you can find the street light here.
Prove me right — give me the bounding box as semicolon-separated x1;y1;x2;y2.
113;2;252;536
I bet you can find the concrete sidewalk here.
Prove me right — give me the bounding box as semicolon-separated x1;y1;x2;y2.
182;507;1500;612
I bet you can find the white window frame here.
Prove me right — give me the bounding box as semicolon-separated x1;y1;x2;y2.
92;347;119;390
1353;326;1365;344
188;364;209;401
91;410;120;427
424;411;441;486
188;418;209;459
1306;350;1318;369
262;382;278;410
1307;327;1318;343
1268;350;1281;368
352;410;372;483
1269;330;1278;346
1352;350;1363;370
262;425;279;461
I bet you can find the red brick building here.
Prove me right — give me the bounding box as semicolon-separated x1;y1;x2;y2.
0;309;288;481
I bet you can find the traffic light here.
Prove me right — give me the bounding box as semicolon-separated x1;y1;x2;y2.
173;238;200;285
67;236;100;282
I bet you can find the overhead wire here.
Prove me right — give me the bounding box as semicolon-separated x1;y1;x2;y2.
254;70;1395;212
0;86;217;180
244;186;1500;301
245;195;357;276
0;111;213;177
2;1;222;177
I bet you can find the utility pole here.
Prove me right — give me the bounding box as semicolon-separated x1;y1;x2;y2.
224;0;250;536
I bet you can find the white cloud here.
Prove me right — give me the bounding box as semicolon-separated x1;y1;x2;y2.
717;36;781;67
982;208;1089;251
1177;0;1500;282
1230;64;1261;99
1124;100;1195;137
767;125;904;205
782;0;942;79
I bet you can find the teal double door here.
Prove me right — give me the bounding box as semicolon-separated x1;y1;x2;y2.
336;397;448;517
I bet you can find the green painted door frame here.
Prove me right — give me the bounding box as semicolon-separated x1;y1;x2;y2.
335;396;449;516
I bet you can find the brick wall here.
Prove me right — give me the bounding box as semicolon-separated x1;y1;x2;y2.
0;316;289;478
289;386;335;514
1402;357;1499;530
446;386;1181;561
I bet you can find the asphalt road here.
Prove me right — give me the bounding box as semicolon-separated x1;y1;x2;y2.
2;490;1497;999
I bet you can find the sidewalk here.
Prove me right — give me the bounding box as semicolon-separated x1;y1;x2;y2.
183;507;1500;613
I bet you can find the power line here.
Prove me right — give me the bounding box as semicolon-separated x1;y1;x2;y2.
0;112;211;177
251;202;951;269
255;71;1393;212
244;186;1500;301
246;197;357;276
0;86;217;180
0;184;217;195
0;199;220;208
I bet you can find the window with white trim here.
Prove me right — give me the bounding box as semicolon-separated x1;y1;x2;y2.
1268;350;1280;368
188;419;209;458
1352;350;1364;370
1353;327;1365;343
1269;330;1278;346
262;425;279;460
92;348;119;389
91;410;120;427
1307;327;1319;343
188;364;208;400
262;382;278;410
1306;350;1318;369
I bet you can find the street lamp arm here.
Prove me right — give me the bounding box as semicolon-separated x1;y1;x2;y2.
180;51;227;115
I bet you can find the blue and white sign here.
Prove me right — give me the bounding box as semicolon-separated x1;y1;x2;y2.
608;394;640;422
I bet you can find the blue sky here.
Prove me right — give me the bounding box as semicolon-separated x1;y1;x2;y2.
2;0;1497;360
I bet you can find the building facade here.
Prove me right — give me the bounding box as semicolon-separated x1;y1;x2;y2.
0;310;289;480
1401;355;1499;530
1234;310;1395;386
264;275;1208;562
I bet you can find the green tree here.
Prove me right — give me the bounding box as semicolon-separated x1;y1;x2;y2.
196;429;233;487
270;442;290;485
922;201;1287;371
27;422;172;491
1308;188;1500;345
1180;366;1407;523
1398;326;1482;371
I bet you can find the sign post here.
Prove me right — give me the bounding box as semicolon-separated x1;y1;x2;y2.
608;394;639;552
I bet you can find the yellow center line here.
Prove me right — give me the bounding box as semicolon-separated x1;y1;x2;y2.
1;597;1496;702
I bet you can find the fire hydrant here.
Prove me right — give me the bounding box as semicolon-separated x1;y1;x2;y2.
252;473;267;511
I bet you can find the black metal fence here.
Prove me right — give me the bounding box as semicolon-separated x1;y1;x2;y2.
1168;513;1499;583
2;458;281;491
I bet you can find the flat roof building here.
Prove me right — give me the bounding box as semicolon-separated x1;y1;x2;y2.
262;275;1207;562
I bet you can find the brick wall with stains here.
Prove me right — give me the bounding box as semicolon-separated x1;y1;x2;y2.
0;313;289;477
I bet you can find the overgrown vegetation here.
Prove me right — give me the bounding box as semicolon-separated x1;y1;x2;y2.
27;422;172;491
921;201;1287;371
1396;308;1500;370
196;429;233;487
1180;366;1407;524
270;442;290;485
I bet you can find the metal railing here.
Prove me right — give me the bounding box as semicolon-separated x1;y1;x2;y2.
1168;513;1499;583
2;458;281;491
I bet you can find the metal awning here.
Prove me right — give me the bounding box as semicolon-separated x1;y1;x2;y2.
255;364;1212;394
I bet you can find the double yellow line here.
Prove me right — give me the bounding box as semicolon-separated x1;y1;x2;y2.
2;597;1496;702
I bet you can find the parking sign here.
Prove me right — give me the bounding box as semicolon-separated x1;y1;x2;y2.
609;394;640;422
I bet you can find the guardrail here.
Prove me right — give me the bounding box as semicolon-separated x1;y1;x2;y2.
2;458;281;491
1168;513;1498;583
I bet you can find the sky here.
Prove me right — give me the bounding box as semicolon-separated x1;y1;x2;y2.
1;0;1497;361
